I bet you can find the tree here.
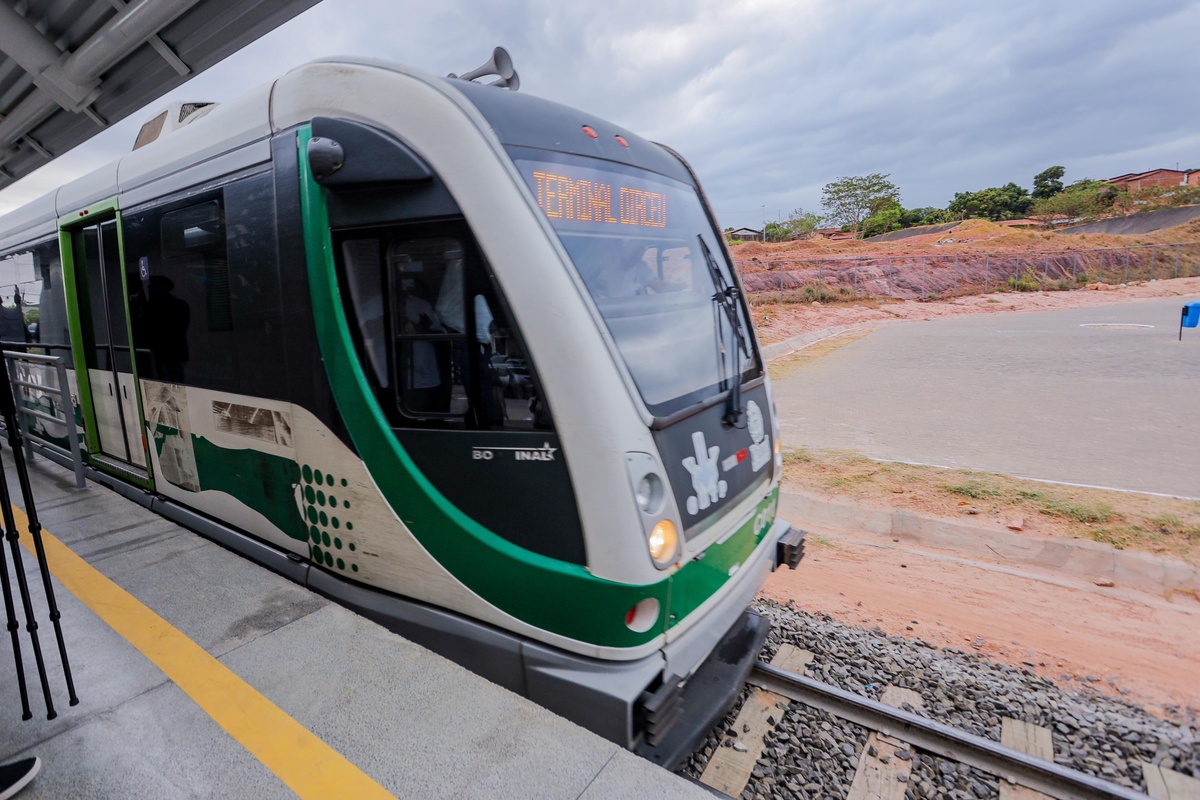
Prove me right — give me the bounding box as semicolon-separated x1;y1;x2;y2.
946;182;1032;221
861;198;903;238
1030;178;1118;225
786;208;823;238
820;174;901;234
761;220;792;242
759;209;825;242
1032;166;1065;200
899;207;948;228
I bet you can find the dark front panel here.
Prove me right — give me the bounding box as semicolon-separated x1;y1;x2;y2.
272;131;355;450
653;383;774;537
395;429;585;565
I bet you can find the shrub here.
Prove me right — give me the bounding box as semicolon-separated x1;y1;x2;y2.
1007;269;1041;292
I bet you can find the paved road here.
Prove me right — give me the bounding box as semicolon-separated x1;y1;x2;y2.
772;296;1200;498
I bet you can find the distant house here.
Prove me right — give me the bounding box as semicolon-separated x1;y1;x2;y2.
726;227;762;241
1105;168;1200;191
812;227;857;241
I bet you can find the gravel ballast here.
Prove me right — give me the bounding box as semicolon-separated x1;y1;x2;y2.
680;599;1198;799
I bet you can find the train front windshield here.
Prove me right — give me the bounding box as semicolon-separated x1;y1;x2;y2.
512;151;759;417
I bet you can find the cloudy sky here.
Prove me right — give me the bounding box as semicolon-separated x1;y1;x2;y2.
1;0;1198;229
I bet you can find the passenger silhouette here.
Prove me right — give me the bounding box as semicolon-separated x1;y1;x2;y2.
143;276;191;383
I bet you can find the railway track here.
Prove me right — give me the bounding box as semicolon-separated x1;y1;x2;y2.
743;661;1148;800
684;604;1199;800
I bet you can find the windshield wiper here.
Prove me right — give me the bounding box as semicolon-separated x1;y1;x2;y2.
698;234;748;428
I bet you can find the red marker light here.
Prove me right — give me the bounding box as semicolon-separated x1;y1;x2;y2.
736;448;748;464
582;125;599;139
615;135;630;148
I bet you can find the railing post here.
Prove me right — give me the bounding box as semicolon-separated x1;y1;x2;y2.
954;254;959;297
1124;250;1130;283
1043;254;1049;291
817;262;823;302
1176;243;1181;279
922;258;927;298
55;357;86;490
984;254;989;293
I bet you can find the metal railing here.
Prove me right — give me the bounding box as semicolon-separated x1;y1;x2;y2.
735;242;1200;304
1;350;86;489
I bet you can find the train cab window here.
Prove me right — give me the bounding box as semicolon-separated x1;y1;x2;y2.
337;223;549;431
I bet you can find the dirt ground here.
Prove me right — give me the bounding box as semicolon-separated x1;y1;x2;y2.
760;273;1200;719
762;535;1200;720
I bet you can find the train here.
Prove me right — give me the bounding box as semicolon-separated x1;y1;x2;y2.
0;49;804;765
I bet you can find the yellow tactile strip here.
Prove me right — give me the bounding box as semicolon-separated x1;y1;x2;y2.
12;506;395;800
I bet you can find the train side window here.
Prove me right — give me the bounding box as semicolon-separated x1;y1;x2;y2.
0;241;63;353
124;171;287;397
34;241;72;364
337;223;549;431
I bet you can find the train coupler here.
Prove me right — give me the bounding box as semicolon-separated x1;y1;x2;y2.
775;526;807;570
637;674;685;747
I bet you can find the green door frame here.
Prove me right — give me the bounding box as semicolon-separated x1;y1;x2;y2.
59;198;154;489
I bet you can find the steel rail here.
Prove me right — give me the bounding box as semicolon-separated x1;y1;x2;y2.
751;662;1148;800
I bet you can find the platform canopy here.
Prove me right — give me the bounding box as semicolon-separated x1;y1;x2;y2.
0;0;322;191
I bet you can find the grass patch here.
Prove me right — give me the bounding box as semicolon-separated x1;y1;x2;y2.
1040;498;1117;524
1090;527;1132;549
806;534;835;549
1148;515;1200;538
944;481;1002;499
782;448;814;465
778;446;1200;565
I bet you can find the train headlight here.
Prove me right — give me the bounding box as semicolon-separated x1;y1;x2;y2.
648;519;678;566
635;473;664;514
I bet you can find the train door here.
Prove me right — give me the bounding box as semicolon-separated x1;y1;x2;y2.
60;202;152;486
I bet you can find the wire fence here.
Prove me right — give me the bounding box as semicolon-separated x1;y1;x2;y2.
734;242;1200;305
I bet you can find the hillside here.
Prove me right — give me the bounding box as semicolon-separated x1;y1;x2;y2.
729;215;1200;264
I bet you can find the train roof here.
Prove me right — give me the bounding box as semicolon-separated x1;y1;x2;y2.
0;57;691;253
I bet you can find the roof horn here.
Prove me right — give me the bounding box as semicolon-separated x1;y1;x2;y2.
449;46;520;91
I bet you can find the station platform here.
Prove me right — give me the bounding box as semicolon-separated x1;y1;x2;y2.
0;451;711;799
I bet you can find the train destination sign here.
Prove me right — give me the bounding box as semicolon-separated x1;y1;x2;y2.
520;160;669;229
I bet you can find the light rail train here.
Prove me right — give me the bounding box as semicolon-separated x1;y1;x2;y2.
0;51;804;764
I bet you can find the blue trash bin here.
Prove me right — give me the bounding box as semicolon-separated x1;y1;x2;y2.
1185;302;1200;328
